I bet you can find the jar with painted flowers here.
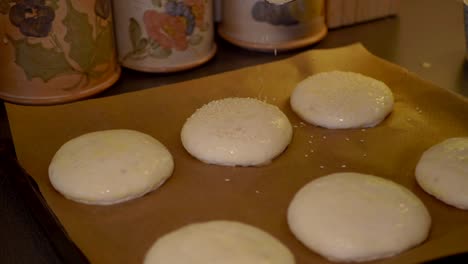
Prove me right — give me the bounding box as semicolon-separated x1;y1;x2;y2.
0;0;120;105
112;0;216;73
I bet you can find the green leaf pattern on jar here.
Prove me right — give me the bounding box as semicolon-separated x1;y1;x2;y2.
2;0;116;90
9;36;74;81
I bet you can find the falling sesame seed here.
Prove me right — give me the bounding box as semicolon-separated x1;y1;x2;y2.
341;164;347;168
359;139;365;143
225;178;231;182
322;136;327;139
345;137;350;141
421;62;432;68
319;165;325;169
305;154;309;157
308;140;312;144
310;149;314;153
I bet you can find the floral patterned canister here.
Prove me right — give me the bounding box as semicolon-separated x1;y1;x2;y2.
0;0;120;105
113;0;216;73
217;0;327;52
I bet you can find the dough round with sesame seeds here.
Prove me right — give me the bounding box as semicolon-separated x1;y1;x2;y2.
290;71;394;129
416;137;468;209
48;129;174;205
287;172;431;262
143;221;295;264
181;97;293;166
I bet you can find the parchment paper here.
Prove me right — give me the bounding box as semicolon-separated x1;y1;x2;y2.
6;44;468;264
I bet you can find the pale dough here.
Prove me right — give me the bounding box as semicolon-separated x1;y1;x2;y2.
144;221;295;264
290;71;394;129
416;137;468;209
287;172;431;262
181;97;293;166
49;129;174;205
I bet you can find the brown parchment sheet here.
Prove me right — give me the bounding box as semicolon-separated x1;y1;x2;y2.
6;44;468;264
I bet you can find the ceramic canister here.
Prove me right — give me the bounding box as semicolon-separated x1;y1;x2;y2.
217;0;327;52
464;0;468;59
0;0;120;105
112;0;216;72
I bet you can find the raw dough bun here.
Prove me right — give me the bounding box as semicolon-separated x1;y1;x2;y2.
181;97;293;166
49;129;174;205
290;71;394;129
144;221;295;264
415;137;468;209
287;172;431;262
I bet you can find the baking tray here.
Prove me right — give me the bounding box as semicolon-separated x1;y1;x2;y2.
5;44;468;263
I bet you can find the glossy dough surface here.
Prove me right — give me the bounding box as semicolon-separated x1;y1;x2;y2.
287;172;431;262
49;129;174;205
144;221;295;264
290;71;394;129
416;137;468;209
181;97;293;166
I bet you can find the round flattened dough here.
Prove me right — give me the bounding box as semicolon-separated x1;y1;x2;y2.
181;97;293;167
290;71;394;129
415;137;468;209
144;221;295;264
287;172;431;262
49;129;174;205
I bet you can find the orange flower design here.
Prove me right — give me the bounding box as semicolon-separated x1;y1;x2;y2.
143;10;188;51
184;0;204;28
